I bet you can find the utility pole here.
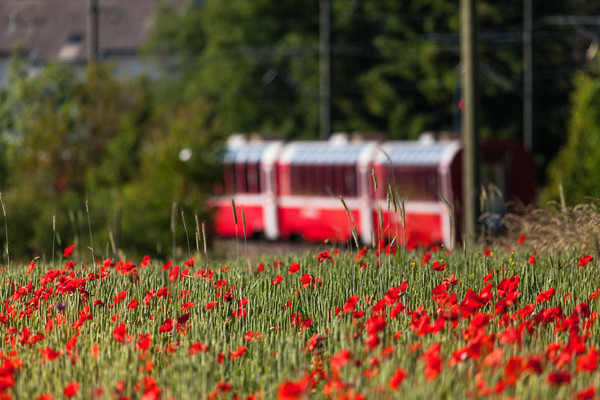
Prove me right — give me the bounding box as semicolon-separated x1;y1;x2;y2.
87;0;99;63
523;0;533;151
460;0;479;246
319;0;331;140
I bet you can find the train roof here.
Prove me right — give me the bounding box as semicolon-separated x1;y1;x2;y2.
223;135;462;166
376;140;461;166
222;139;283;163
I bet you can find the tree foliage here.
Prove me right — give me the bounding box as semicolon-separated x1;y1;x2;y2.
0;55;224;261
541;61;600;205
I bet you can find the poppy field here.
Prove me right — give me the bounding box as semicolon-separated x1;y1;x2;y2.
1;238;600;399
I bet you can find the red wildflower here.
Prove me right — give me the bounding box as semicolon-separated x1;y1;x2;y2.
579;255;593;267
63;245;75;258
288;263;300;274
518;234;526;245
113;291;127;304
483;270;493;283
589;289;600;301
366;315;387;334
389;368;408;390
575;385;597;400
184;257;195;267
205;301;218;309
272;275;283;285
527;255;536;264
421;252;431;265
536;288;555;304
113;322;128;344
127;300;139;310
136;333;152;351
317;251;331;262
432;261;446;271
577;347;599;372
278;375;310;400
343;295;359;314
169;265;180;282
230;345;247;360
423;343;442;381
177;313;190;325
39;347;61;362
189;342;209;354
546;370;571;385
159;318;173;333
63;381;79;398
181;302;194;311
27;260;36;274
483;248;491;257
330;349;352;371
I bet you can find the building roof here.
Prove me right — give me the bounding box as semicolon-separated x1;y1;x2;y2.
0;0;186;64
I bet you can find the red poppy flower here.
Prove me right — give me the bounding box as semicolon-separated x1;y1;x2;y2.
230;345;247;360
579;255;593;267
577;347;599;372
159;318;173;333
423;343;442;381
136;333;152;351
205;301;218;309
27;260;36;274
169;266;180;282
389;368;408;390
527;255;536;264
330;350;352;371
113;291;127;304
181;302;194;311
189;342;209;354
575;385;596;400
63;381;79;398
277;375;310;400
288;263;300;274
432;261;446;271
177;313;190;325
113;322;128;344
317;251;331;262
272;275;283;285
63;245;75;258
546;370;571;385
518;234;526;245
343;295;358;313
536;288;555;304
127;300;139;310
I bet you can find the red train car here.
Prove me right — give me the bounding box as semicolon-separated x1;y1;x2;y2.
209;134;535;249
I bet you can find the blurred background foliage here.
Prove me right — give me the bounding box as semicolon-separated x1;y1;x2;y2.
1;0;600;260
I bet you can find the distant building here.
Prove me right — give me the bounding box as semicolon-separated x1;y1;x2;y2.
0;0;185;84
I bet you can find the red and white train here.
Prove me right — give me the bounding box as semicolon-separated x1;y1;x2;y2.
209;134;535;249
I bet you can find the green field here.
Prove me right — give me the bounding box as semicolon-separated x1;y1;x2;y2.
0;239;599;399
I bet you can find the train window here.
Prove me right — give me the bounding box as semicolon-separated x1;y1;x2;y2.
289;164;358;197
224;162;262;194
246;161;261;193
224;164;235;194
384;166;439;201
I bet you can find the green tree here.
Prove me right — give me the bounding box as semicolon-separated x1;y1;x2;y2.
541;61;600;205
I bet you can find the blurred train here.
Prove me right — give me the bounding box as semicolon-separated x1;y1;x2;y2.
208;133;535;249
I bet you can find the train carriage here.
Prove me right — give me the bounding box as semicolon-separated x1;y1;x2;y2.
209;134;535;249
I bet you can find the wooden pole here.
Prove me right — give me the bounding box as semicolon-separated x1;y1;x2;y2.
460;0;479;246
319;0;331;140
